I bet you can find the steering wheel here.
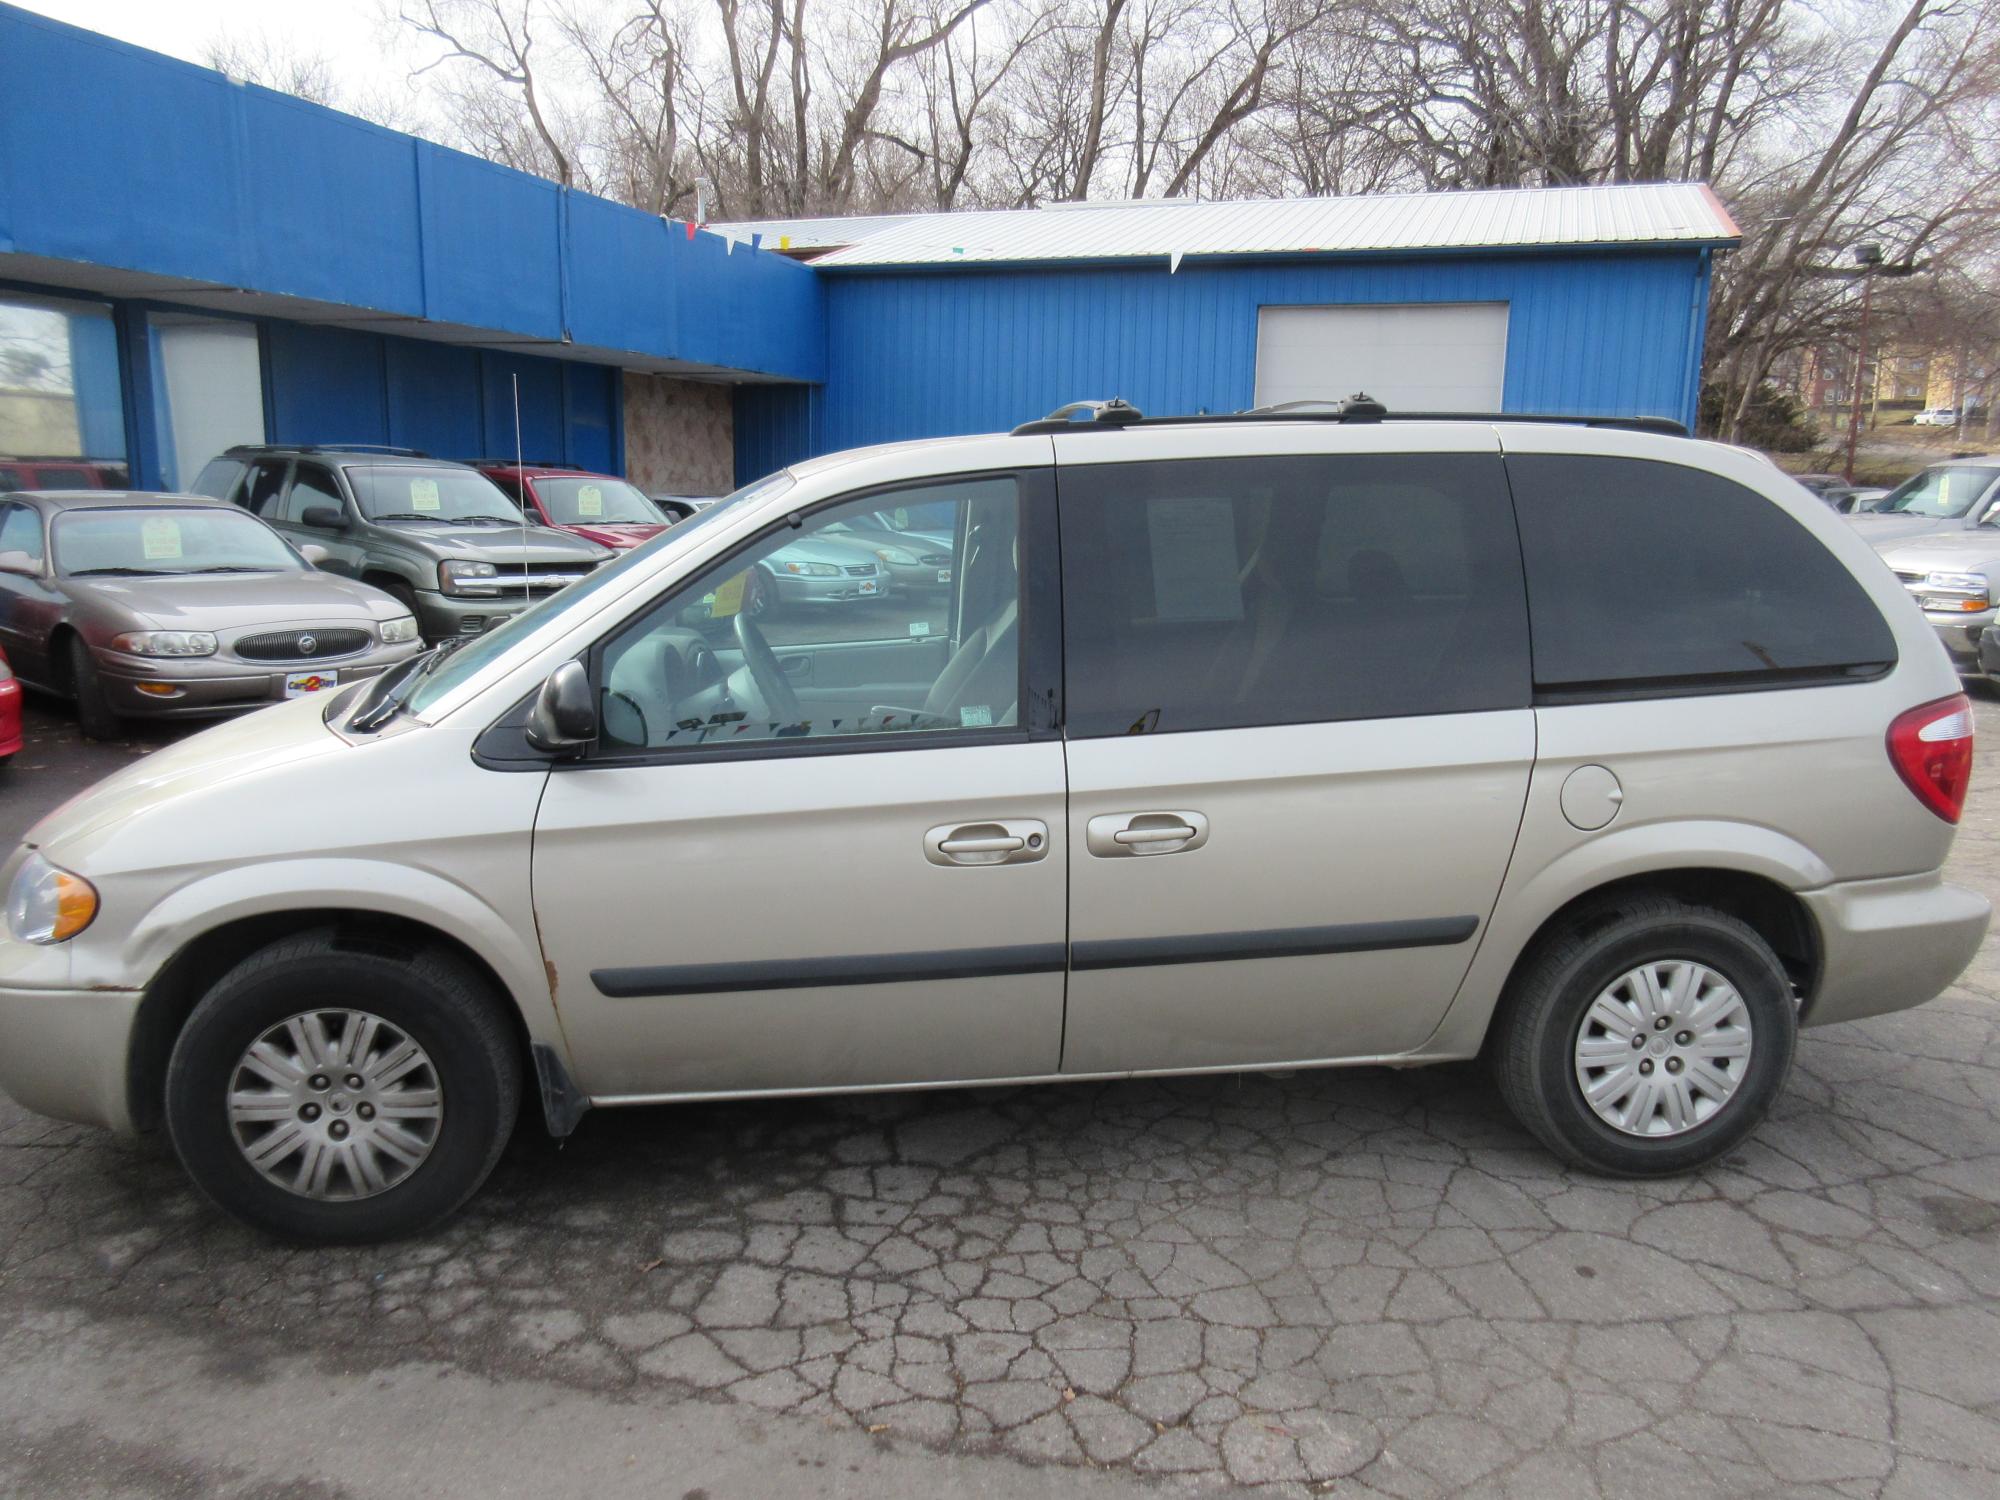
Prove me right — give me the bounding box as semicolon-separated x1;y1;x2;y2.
733;610;803;727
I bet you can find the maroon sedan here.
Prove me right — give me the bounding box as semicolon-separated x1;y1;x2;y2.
475;463;672;551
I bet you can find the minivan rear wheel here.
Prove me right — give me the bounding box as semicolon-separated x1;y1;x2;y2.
165;932;521;1243
1492;895;1797;1176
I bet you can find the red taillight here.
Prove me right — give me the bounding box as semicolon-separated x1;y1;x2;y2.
1887;694;1974;823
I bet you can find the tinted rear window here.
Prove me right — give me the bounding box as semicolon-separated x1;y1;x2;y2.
1059;453;1531;736
1508;455;1895;691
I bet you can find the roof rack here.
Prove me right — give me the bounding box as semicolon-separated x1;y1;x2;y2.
468;458;583;470
1011;394;1688;438
223;443;433;458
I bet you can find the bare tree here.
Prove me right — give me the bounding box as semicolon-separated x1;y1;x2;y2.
401;0;579;186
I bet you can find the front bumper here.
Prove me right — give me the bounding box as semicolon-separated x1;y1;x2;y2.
1801;872;1990;1027
98;655;408;719
1917;605;1995;669
0;983;142;1133
772;573;889;606
413;588;546;641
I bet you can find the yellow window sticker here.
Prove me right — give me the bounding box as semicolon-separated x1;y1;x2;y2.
410;478;442;512
709;570;748;619
140;516;183;560
577;485;604;517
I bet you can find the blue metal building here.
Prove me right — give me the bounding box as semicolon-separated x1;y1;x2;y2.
0;3;1736;495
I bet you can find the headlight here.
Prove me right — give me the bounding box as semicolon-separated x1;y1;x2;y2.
875;546;918;566
6;851;97;945
379;615;420;644
109;630;217;657
440;560;501;596
1926;572;1990;594
782;561;839;577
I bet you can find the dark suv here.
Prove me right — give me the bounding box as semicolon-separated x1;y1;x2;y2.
193;446;611;641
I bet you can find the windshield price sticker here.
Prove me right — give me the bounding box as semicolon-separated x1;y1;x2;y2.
909;620;931;637
140;517;184;560
410;478;442;512
577;485;604;517
709;570;748;619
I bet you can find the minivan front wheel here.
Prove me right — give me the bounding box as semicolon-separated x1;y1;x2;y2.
1493;896;1797;1176
166;933;521;1243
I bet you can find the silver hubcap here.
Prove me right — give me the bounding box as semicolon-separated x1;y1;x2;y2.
1573;960;1754;1138
226;1010;444;1200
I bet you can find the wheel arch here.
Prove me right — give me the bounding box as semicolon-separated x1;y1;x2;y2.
124;886;562;1137
1427;825;1830;1060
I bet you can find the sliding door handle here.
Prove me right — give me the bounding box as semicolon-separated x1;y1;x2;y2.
1113;824;1197;846
1086;810;1210;858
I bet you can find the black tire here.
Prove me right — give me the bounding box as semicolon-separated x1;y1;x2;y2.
66;636;122;741
165;931;521;1244
1491;894;1796;1176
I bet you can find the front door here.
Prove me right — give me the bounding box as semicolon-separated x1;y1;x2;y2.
1052;433;1537;1072
531;467;1069;1098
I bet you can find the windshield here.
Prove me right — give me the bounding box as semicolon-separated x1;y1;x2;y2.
347;465;524;524
533;476;662;526
54;508;301;576
399;469;794;720
1879;465;1998;520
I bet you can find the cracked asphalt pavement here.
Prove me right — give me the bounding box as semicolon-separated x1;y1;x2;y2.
4;690;2000;1498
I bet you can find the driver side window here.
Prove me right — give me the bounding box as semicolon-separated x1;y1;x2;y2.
597;477;1020;752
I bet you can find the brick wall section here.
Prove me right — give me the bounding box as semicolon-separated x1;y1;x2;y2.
622;373;734;497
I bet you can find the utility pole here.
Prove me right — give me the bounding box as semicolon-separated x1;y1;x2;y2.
1843;243;1884;485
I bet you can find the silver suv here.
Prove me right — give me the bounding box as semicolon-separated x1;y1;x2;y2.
192;446;612;642
0;406;1986;1243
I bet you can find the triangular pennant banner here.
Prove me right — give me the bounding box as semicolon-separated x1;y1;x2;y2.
1169;250;1184;274
685;219;698;240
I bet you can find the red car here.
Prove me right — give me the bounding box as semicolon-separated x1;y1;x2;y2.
0;644;21;767
475;462;673;550
0;458;118;491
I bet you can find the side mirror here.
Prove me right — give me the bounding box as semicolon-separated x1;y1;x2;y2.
300;505;345;530
0;549;36;576
525;660;596;755
297;542;331;567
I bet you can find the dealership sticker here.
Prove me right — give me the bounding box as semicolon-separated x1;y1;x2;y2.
284;671;338;697
909;620;930;636
959;704;992;727
410;478;442;511
576;485;604;517
140;517;183;560
708;570;747;618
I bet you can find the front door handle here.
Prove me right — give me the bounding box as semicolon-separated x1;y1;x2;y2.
925;819;1049;867
1086;810;1210;858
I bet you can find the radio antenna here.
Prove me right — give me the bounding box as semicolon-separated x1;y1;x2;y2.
512;373;531;609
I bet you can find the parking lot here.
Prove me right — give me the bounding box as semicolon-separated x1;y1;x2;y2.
2;690;1999;1500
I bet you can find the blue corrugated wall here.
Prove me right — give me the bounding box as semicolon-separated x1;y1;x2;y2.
0;2;824;383
732;248;1711;478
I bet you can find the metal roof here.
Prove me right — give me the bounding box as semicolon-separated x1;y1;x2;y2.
712;212;921;252
789;183;1738;270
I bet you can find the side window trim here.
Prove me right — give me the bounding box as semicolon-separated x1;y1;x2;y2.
562;467;1060;769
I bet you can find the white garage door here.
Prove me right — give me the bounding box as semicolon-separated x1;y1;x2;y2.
1254;303;1510;412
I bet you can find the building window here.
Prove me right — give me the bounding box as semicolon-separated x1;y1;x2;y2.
0;292;129;487
150;313;265;491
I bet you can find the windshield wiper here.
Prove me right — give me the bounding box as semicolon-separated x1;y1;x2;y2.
370;512;438;523
187;565;278;573
66;566;171;577
444;515;523;526
347;635;474;733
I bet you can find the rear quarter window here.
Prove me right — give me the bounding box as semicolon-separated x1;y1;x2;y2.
1508;454;1896;693
190;458;247;502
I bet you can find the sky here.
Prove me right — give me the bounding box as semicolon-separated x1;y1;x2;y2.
20;0;390;74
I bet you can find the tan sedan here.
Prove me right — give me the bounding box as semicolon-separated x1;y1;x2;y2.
0;490;423;738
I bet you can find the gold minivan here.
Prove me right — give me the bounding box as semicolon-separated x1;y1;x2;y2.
0;408;1987;1242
